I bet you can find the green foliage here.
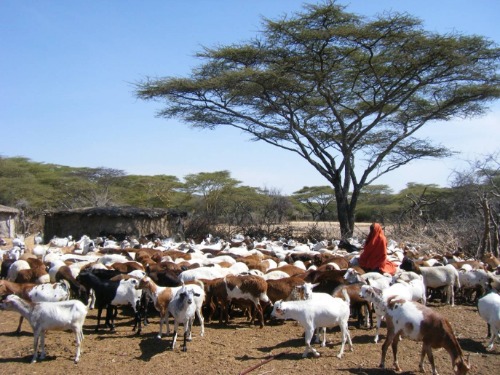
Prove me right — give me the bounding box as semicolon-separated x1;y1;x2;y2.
136;0;500;236
292;186;336;221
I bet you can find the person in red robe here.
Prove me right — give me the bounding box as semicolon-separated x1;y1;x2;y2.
358;223;397;275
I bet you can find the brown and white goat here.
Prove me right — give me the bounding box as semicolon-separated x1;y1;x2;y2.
224;275;270;328
14;258;50;284
136;276;204;339
364;285;470;374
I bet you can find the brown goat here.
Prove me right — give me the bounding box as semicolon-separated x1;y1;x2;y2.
14;258;49;284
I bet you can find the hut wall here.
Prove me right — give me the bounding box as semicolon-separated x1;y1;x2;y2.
0;213;17;238
44;214;172;241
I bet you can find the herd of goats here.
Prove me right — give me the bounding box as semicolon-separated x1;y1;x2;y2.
0;232;499;374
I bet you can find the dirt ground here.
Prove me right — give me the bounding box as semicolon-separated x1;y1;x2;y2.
0;298;498;375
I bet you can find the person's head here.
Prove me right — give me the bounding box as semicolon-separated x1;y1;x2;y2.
370;223;383;235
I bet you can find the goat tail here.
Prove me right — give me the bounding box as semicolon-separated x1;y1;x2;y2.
341;288;350;305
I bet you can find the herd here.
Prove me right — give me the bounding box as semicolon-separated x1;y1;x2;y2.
0;233;500;374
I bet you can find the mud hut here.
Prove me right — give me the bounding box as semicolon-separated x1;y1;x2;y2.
43;206;187;241
0;204;19;238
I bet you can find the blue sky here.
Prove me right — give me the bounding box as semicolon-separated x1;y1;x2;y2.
1;0;499;195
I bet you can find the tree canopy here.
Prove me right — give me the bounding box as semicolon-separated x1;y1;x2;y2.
136;1;500;237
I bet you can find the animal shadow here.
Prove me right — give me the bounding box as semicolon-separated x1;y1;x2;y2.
137;336;171;361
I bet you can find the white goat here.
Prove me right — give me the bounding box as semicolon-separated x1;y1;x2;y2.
344;268;391;290
360;282;414;343
168;282;205;352
391;273;427;305
477;291;500;351
458;269;490;302
178;266;228;282
271;290;353;358
0;294;88;363
420;265;461;306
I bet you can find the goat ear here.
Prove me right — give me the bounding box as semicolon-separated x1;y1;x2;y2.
311;283;319;289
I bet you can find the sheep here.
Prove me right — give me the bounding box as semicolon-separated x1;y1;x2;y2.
477;290;500;351
167;281;205;352
224;274;270;328
0;294;88;363
271;289;353;358
0;279;70;333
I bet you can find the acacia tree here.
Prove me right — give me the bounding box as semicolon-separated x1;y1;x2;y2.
182;170;241;221
136;1;500;237
292;186;336;221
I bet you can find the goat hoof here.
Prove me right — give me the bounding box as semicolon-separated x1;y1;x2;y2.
182;347;187;352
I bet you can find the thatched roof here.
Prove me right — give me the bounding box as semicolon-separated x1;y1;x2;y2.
44;206;187;219
0;204;19;214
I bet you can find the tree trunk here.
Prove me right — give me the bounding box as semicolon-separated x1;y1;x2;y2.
477;195;491;259
491;211;499;257
334;183;355;238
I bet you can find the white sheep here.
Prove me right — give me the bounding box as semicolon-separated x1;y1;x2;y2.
271;290;353;358
477;291;500;351
0;294;88;363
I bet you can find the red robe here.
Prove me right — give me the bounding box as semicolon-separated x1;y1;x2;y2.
358;223;397;275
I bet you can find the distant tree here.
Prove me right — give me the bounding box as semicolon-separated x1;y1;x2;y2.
136;1;500;237
67;167;126;207
451;153;500;257
257;187;293;232
355;184;396;222
219;185;263;228
118;174;183;208
182;170;241;221
292;186;336;221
